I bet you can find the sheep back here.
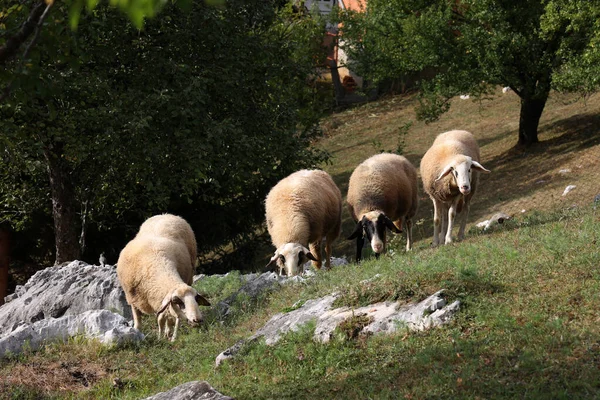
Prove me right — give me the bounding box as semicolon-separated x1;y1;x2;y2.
136;214;197;278
347;153;418;223
117;235;192;315
265;169;342;247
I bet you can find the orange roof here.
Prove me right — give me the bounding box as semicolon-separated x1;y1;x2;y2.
339;0;366;11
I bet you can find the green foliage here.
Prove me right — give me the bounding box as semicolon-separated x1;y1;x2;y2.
333;0;600;138
67;0;226;29
0;0;330;266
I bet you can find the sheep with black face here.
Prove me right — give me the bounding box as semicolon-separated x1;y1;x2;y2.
347;153;419;263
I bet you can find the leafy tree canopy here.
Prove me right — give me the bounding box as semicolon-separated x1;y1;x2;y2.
0;0;329;269
334;0;600;146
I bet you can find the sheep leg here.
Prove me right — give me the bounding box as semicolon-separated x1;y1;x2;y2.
432;199;444;247
170;317;180;342
157;313;165;337
309;241;322;270
457;197;471;241
440;209;448;245
131;306;143;330
324;237;333;270
405;219;413;251
355;235;364;263
445;198;460;244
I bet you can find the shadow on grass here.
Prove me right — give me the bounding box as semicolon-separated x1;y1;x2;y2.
273;336;600;399
240;309;600;399
325;110;600;261
478;112;600;208
413;112;600;247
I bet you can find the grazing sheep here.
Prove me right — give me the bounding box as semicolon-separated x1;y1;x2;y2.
420;130;490;246
265;169;342;276
346;153;419;263
116;214;210;341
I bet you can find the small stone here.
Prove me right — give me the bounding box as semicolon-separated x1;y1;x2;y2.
143;381;233;400
562;185;576;196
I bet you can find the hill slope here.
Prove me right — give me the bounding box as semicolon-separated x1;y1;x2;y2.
1;91;599;399
319;89;600;258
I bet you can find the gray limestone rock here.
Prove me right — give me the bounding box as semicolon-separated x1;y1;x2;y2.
215;290;459;366
256;293;341;346
208;257;349;320
215;293;339;366
143;381;233;400
314;290;460;343
0;261;131;336
0;309;143;358
214;272;288;319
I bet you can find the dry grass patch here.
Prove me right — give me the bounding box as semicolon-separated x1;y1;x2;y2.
319;89;600;259
0;341;115;399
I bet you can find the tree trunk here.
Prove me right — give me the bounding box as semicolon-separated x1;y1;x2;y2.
518;92;548;146
328;59;346;103
44;145;80;264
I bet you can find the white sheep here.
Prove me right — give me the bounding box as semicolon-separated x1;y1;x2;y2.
265;169;342;276
116;214;210;341
346;153;419;262
420;130;490;246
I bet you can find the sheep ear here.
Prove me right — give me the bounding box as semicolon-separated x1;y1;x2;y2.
471;161;490;173
171;295;184;307
435;165;453;182
347;218;365;240
305;251;317;262
156;296;171;315
382;215;401;233
265;252;279;271
195;294;211;307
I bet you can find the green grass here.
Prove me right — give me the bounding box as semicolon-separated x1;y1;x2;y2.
2;90;599;398
1;205;599;399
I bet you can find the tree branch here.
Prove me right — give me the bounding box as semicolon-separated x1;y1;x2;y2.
0;0;47;65
0;0;54;102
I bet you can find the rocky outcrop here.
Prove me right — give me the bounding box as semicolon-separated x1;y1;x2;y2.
0;261;141;358
212;272;288;320
216;290;459;366
143;381;233;400
215;293;339;366
211;257;349;320
0;309;143;358
314;290;460;343
0;261;131;336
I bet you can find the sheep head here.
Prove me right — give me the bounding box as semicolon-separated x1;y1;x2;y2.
348;211;401;255
265;243;316;276
435;155;490;195
157;285;211;327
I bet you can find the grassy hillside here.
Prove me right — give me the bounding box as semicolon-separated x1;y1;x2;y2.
1;91;599;399
320;89;600;258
